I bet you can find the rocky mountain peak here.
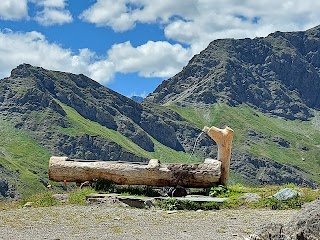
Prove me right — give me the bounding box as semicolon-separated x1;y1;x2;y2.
144;25;320;120
10;63;35;78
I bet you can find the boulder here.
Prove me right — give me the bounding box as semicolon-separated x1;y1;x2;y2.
169;186;188;197
273;188;301;201
238;193;261;202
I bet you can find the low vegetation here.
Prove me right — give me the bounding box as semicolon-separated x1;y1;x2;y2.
210;184;320;210
0;183;318;211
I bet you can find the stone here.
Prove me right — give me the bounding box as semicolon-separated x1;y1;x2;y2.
23;202;34;208
52;193;69;203
167;210;178;214
204;158;217;164
86;197;107;204
0;178;16;199
144;199;155;208
238;193;261;202
247;223;284;240
170;186;188;197
273;188;300;201
79;181;91;189
117;196;153;209
155;196;228;203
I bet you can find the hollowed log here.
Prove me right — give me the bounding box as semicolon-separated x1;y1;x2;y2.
49;157;221;187
48;126;234;187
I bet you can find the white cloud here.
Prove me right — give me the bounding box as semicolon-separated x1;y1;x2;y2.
107;41;193;78
79;0;134;31
128;91;148;98
0;30;113;84
0;0;28;20
35;8;72;26
34;0;66;8
0;29;192;85
81;0;320;53
80;0;196;32
33;0;73;26
164;0;320;52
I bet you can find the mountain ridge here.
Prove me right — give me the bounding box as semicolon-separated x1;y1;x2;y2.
144;25;320;121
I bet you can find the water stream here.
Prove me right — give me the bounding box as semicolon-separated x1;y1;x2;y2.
188;132;204;161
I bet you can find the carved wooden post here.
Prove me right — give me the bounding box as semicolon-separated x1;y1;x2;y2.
202;126;234;185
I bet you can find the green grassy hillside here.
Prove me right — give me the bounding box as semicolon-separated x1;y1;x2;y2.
169;103;320;183
0;119;51;197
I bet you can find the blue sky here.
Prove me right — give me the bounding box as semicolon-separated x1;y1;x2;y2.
1;0;320;98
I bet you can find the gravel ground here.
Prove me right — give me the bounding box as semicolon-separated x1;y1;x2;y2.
0;205;297;240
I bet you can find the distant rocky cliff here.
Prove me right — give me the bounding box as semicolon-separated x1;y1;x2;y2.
145;25;320;121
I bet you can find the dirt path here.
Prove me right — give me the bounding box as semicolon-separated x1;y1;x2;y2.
0;205;296;240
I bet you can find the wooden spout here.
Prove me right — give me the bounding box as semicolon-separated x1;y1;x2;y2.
203;126;234;185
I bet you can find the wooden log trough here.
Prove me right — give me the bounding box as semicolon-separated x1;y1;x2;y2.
48;126;234;187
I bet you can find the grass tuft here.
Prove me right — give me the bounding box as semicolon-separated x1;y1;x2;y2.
68;188;96;205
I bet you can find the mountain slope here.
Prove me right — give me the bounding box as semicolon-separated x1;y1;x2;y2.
145;25;320;121
2;64;203;156
168;104;320;186
0;64;213;198
0;119;51;198
144;25;320;187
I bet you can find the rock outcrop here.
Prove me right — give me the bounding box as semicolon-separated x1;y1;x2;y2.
231;150;317;188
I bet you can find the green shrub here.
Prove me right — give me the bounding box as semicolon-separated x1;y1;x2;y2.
207;184;242;197
157;198;221;211
69;188;96;205
208;185;230;197
176;200;201;210
157;198;179;211
255;196;303;210
201;202;220;210
20;192;60;208
117;186;161;197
